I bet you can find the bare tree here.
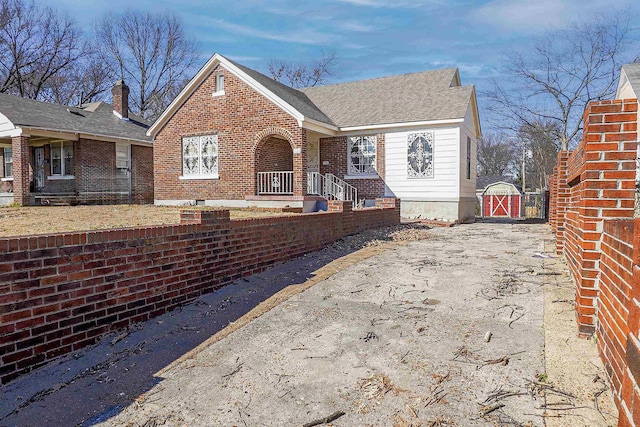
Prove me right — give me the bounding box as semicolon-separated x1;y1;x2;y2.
477;132;517;176
0;0;87;100
96;10;200;120
39;52;113;106
267;50;336;88
518;121;561;191
486;15;630;150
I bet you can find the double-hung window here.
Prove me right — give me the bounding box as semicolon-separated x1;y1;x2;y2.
213;74;225;96
50;141;74;177
182;135;219;179
3;148;12;178
347;135;377;177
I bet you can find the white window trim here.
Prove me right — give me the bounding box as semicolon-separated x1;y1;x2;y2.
179;174;219;180
3;147;12;179
47;175;75;180
347;135;377;176
212;74;225;97
182;134;219;178
344;174;379;180
50;141;74;177
407;131;434;179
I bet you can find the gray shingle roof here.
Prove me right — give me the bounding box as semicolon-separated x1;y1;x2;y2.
226;57;335;125
301;68;473;128
0;93;152;142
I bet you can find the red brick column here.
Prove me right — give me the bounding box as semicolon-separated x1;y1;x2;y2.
11;135;30;206
375;197;401;223
548;173;557;231
618;218;640;427
554;151;570;254
328;200;355;235
293;129;307;196
573;99;638;335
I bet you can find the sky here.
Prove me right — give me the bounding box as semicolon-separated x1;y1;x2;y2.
41;0;640;130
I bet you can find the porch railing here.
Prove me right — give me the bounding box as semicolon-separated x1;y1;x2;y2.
307;172;358;203
257;171;294;195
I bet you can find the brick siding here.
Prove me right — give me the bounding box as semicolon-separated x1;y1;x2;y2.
0;199;400;385
549;98;640;427
255;136;293;172
153;65;308;201
319;134;386;199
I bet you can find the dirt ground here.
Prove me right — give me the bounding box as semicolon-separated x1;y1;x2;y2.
0;222;617;427
0;205;296;237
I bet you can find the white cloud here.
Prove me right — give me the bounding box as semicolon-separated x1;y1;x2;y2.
474;0;634;33
334;0;440;8
341;21;376;32
208;19;335;46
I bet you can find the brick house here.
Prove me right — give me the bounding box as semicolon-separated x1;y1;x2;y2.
0;81;153;206
149;54;481;222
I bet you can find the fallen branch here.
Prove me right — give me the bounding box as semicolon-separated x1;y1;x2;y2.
222;363;244;379
302;411;346;427
479;403;504;416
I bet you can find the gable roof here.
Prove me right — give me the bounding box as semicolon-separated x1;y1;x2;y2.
0;93;152;143
148;53;479;137
227;58;334;125
616;63;640;99
301;68;473;128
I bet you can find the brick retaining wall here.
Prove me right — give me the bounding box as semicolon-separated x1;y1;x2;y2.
0;199;400;384
549;98;640;427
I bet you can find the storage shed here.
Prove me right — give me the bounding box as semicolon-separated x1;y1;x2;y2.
476;176;523;219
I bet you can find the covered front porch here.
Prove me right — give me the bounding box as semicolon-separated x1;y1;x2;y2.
1;133;136;206
251;130;358;211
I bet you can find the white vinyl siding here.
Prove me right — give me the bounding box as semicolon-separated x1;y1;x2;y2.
459;105;477;199
384;127;460;200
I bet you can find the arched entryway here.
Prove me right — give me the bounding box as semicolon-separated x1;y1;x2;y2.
254;135;294;195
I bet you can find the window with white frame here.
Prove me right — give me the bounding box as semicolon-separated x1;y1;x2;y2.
407;132;434;178
3;148;12;178
213;74;224;96
116;143;130;170
182;135;218;178
348;135;377;175
51;141;74;176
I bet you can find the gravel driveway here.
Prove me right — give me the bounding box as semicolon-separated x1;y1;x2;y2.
102;222;551;426
0;221;616;426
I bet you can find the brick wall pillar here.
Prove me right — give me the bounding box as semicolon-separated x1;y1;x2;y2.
376;197;401;223
328;200;355;235
12;135;30;206
548;173;557;231
619;218;640;427
293;130;307;196
574;99;638;335
554;151;570;254
180;209;230;225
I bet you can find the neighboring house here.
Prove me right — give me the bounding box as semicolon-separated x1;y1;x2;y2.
149;54;481;222
0;81;153;206
476;175;523;219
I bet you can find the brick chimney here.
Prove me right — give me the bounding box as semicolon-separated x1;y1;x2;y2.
111;80;129;120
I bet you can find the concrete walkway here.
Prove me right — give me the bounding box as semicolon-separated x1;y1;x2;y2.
0;222;617;426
